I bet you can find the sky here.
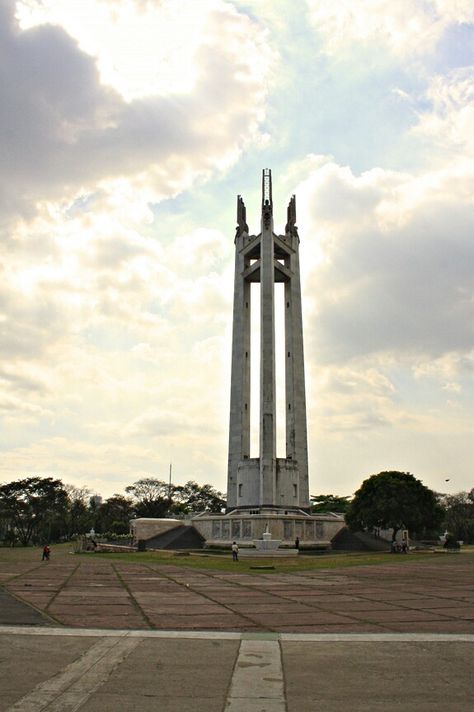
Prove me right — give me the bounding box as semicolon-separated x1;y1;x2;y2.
1;0;473;500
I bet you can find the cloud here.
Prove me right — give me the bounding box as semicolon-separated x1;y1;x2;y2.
0;0;269;447
125;407;220;439
306;0;474;58
0;393;52;419
411;67;474;161
0;365;47;394
0;275;69;359
1;0;273;218
310;362;398;434
16;0;272;101
297;159;474;363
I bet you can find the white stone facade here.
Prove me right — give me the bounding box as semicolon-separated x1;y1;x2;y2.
192;512;345;549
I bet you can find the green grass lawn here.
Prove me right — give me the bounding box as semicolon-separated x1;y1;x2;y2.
2;542;473;575
83;548;474;574
0;541;75;563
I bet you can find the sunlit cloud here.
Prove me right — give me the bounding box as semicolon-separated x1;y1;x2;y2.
2;0;273;221
16;0;271;101
411;67;474;161
306;0;474;57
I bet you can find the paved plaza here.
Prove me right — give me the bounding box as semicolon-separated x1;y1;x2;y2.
1;553;473;710
1;553;474;633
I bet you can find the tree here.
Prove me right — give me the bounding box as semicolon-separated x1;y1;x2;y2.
172;481;226;514
0;477;69;546
439;489;474;543
346;471;443;541
95;495;134;534
311;494;351;514
0;501;14;544
125;478;171;518
63;484;93;538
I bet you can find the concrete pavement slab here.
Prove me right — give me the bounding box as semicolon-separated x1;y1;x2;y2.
79;637;238;711
247;611;356;627
146;614;261;630
277;623;390;633
428;607;474;618
282;640;474;712
1;629;474;712
79;693;226;712
57;616;149;629
226;639;284;711
0;634;94;711
386;620;474;632
0;590;51;627
346;609;454;623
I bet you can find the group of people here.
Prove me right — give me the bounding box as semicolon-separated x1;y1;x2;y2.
390;540;408;553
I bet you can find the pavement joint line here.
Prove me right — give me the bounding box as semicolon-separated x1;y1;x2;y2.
201;569;398;634
110;562;155;629
363;596;470;624
157;570;471;633
5;635;140;712
1;562;50;584
217;570;462;634
225;638;285;711
44;561;81;614
153;566;316;635
1;626;474;642
302;575;474;622
139;562;269;632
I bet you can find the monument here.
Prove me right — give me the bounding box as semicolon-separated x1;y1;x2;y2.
192;170;344;549
226;168;308;513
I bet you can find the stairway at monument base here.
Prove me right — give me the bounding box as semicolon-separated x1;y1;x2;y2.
145;524;205;550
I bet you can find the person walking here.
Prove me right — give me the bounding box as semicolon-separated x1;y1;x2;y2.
231;541;239;561
295;536;300;550
42;544;50;561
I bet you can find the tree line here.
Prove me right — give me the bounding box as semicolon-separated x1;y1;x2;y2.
1;471;472;547
0;476;225;546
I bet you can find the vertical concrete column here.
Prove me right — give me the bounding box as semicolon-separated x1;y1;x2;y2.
285;274;295;458
227;234;251;509
259;170;276;506
285;236;309;509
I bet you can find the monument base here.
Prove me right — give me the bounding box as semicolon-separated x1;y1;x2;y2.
191;510;345;550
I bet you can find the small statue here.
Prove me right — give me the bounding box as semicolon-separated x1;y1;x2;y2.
285;195;298;237
236;195;248;238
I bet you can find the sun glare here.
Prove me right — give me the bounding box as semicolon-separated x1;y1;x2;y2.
15;0;209;100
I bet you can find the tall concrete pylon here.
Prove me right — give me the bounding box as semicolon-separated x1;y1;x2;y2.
227;169;310;512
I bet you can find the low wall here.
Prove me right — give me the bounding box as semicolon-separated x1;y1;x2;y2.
96;543;136;553
131;518;182;541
